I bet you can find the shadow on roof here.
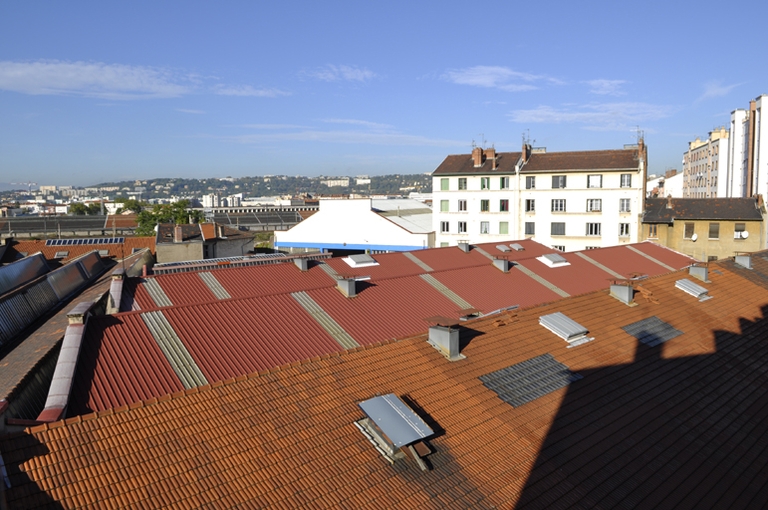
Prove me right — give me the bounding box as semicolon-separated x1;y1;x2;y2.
514;306;768;509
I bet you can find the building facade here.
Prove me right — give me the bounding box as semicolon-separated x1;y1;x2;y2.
432;142;647;251
642;197;765;261
728;94;768;199
682;127;729;198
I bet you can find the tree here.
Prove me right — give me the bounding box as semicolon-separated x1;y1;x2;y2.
87;203;103;215
70;203;88;215
114;198;144;214
135;200;205;236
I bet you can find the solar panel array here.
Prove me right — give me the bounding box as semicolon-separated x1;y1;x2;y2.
480;353;582;408
621;316;682;347
45;238;124;246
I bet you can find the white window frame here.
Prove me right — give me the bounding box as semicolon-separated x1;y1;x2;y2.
525;222;535;235
619;223;630;237
587;174;602;188
586;223;602;236
586;199;602;212
551;222;566;236
525;176;535;189
620;174;632;188
552;175;567;189
619;198;631;213
500;176;510;189
480;221;490;234
480;177;490;190
458;199;467;211
525;199;535;212
551;199;566;212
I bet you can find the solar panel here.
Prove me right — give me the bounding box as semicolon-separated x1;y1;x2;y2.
45;237;124;246
622;316;682;347
480;353;582;408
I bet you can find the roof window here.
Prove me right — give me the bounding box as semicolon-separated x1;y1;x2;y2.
53;251;69;259
675;278;712;301
539;312;592;347
342;254;379;268
537;253;570;268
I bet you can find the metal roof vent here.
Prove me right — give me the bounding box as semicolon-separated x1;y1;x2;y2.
537;253;570;268
343;254;379;268
355;394;434;470
688;264;709;282
458;242;470;253
539;312;593;347
294;257;309;271
509;243;525;251
336;274;370;298
54;251;69;259
493;257;511;273
425;316;464;361
496;245;511;253
735;253;752;269
609;280;636;306
675;278;712;301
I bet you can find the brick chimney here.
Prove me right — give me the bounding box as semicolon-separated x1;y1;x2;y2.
174;224;183;243
486;147;497;170
666;195;673;209
522;143;531;163
472;147;484;167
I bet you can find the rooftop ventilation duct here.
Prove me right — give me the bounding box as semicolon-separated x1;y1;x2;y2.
735;254;752;269
428;325;463;361
343;254;378;268
493;258;511;273
337;277;357;298
688;264;709;282
609;281;635;305
294;258;309;271
458;242;470;253
509;243;525;251
675;278;713;301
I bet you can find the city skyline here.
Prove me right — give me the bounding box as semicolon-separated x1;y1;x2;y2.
1;0;766;186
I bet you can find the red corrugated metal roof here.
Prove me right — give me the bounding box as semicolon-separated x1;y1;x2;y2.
323;252;430;280
211;262;334;299
631;241;697;268
145;272;217;306
162;295;343;383
578;244;694;279
515;252;618;296
70;314;185;415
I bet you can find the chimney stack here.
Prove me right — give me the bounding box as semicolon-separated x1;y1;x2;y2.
492;258;510;273
666;195;673;209
174;224;183;243
486;147;497;170
428;325;464;361
609;282;634;305
689;264;709;282
337;278;357;298
735;253;752;269
472;147;484;167
294;258;309;271
458;242;470;253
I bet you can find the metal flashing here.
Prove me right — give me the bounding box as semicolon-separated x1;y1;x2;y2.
675;278;712;301
199;272;231;300
622;316;682;347
480;353;582;407
539;312;592;346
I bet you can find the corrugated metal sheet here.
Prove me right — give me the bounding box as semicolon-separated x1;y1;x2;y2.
47;263;87;300
0;280;58;347
420;274;473;309
291;291;359;350
141;311;208;389
199;272;231;300
402;251;433;272
0;252;49;296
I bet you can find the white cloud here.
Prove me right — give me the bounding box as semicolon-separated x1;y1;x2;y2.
584;79;627;96
442;66;559;92
225;129;461;147
235;123;310;129
177;108;205;114
321;118;395;131
214;84;290;97
696;81;742;103
307;65;376;82
509;102;675;131
0;60;190;99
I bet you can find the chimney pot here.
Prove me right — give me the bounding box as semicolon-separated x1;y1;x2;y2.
472;147;484;167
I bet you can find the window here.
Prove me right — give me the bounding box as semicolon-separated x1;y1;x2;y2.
551;199;566;212
440;242;449;247
552;175;566;188
684;223;694;239
480;221;490;234
440;221;449;233
440;178;449;191
551;222;566;235
553;245;565;252
499;221;509;235
440;200;449;212
500;177;510;189
525;222;535;235
499;199;509;212
586;199;602;212
620;223;630;237
620;198;631;213
525;176;535;189
480;177;490;190
708;255;718;262
458;221;467;233
585;246;599;250
709;222;719;239
525;199;535;212
621;174;632;188
587;174;602;188
480;200;490;212
458;199;467;211
735;223;746;239
458;178;467;190
586;223;602;236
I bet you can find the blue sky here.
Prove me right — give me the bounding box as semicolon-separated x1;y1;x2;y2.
1;0;765;187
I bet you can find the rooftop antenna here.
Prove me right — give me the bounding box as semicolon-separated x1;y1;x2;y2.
479;133;486;149
634;125;644;143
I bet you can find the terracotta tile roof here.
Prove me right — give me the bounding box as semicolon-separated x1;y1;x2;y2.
644;197;764;222
156;223;202;243
1;237;155;264
4;258;768;508
432;151;522;176
521;148;640;172
66;241;693;414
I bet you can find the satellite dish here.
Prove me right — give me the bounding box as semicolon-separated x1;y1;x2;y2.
742;231;750;239
691;233;698;241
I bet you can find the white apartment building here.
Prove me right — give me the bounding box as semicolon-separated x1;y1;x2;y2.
682;127;729;198
432;143;647;252
728;94;768;198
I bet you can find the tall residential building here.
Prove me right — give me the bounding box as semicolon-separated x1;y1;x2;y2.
729;94;768;198
682;127;729;198
432;141;647;252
